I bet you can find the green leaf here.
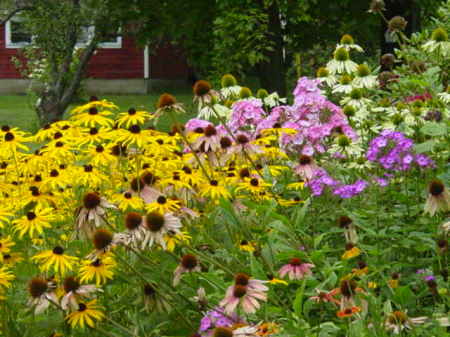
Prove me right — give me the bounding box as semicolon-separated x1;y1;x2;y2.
293;278;307;318
420;122;447;136
414;140;436;153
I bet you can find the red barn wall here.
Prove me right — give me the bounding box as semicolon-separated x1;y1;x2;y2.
87;36;143;79
1;24;191;82
0;24;22;79
150;42;190;80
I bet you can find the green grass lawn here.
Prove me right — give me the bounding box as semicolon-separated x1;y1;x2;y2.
0;90;196;132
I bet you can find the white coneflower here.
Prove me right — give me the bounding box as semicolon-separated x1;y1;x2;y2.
75;192;116;238
336;34;364;52
142;212;182;249
341;88;372;109
384;310;427;334
327;48;358;75
353;64;378;89
424;180;450;216
332;74;355;94
316;67;337;87
437;86;450;104
263;92;287;108
220;74;241;99
422;28;450;57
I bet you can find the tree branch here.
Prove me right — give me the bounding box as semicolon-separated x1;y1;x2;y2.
60;38;98;108
0;6;33;26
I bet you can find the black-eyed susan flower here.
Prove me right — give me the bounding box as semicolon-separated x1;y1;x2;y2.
1;252;23;266
0;128;29;153
70;106;114;128
65;299;105;329
111;191;144;211
79;255;116;286
0;266;14;290
0;236;14;256
388;272;400;289
0;205;13;228
13;205;55;238
266;275;288;286
116;107;152;128
27;277;58;314
199;179;231;200
239;240;256;253
31;246;78;276
163;231;192;252
236;178;271;196
146;195;181;214
342;243;361;260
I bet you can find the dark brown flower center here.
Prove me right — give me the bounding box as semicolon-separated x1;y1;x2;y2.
429;180;444;196
125;212;142;230
233;285;247;298
4;132;14;141
53;246;64;255
181;254;198;270
29;278;48;298
63;277;80;293
234;273;250;286
145;212;165;232
83;192;101;209
128;108;136;115
204;125;217;137
129;125;141;134
93;229;113;250
88;108;98;115
289;258;302;266
157;196;167;204
299;155;312;165
27;212;37;220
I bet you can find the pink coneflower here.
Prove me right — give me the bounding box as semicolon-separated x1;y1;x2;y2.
424;180;450;216
28;277;58;314
385;311;427;334
61;276;101;310
278;258;315;280
75;192;116;238
142;212;182;249
219;273;268;314
131;172;162;204
123;212;145;246
173;254;201;286
230;134;262;157
193;125;221;153
294;155;319;180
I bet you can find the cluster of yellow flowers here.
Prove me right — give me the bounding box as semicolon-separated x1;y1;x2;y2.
0;97;303;330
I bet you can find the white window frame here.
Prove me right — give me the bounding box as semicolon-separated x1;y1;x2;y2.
5;18;122;49
76;26;122;49
5;16;32;48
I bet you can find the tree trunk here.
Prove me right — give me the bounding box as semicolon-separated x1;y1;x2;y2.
257;1;286;96
36;92;64;125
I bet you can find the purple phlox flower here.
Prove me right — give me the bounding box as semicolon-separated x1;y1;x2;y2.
424;275;436;282
199;308;241;335
333;180;368;199
185;118;212;132
229;99;265;132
